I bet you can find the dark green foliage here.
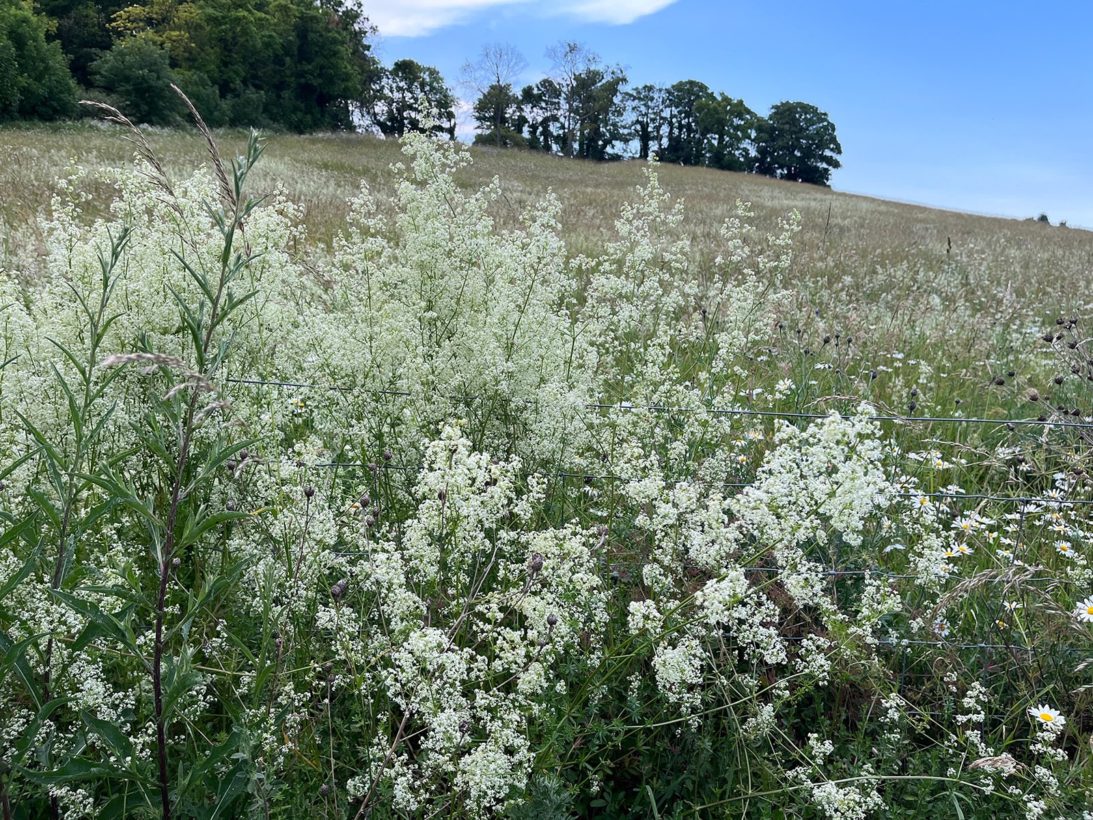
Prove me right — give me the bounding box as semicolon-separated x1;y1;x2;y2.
661;79;712;166
515;78;562;152
0;0;77;120
91;36;181;125
368;58;456;139
472;81;520;147
624;83;665;160
697;93;756;171
34;0;126;85
753;100;843;186
11;0;380;130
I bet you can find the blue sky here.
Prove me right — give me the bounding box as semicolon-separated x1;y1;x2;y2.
366;1;1093;229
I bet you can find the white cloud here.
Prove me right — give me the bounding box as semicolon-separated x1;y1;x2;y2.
366;0;678;38
454;99;477;141
554;0;679;25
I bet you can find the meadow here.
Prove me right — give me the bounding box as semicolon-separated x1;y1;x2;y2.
0;113;1090;818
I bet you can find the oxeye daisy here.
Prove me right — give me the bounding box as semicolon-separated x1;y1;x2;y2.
1075;596;1093;624
1028;704;1064;727
1055;540;1074;558
955;543;974;556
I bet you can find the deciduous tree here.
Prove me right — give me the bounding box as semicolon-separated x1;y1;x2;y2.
753;100;842;185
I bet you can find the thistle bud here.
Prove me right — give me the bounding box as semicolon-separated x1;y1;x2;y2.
382;449;393;462
547;613;558;627
528;552;544;574
304;485;315;499
331;578;348;601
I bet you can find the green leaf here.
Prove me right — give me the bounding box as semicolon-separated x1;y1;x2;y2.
80;710;135;761
175;508;250;553
24;487;61;530
0;629;44;709
52;590;141;658
161;650;202;724
0;517;41;600
10;697;71;765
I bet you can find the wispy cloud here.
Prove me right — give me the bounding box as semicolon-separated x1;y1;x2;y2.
553;0;679;25
367;0;678;38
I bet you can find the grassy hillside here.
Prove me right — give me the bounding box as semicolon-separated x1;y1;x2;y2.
4;121;1090;417
3;121;1089;266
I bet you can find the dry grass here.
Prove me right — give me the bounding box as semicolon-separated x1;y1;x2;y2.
3;121;1089;269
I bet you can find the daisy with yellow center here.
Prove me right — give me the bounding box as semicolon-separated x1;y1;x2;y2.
1076;596;1093;624
1028;704;1064;727
1056;541;1073;558
955;544;973;556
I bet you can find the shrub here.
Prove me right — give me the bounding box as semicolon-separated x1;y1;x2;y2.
0;0;78;120
91;37;181;125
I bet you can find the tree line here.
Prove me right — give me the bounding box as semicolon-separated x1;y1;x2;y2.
1;1;842;184
465;43;842;185
3;0;381;130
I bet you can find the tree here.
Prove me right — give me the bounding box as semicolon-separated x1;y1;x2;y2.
93;0;379;129
753;101;842;185
35;0;128;86
696;93;756;171
368;58;455;139
91;36;180;124
471;82;523;148
0;0;77;120
546;41;595;157
462;43;525;148
570;65;627;161
624;83;666;160
544;41;627;160
661;79;712;166
515;78;561;152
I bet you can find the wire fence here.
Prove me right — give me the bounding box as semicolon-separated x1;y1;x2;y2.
224;376;1093;431
221;374;1093;660
226;373;1093;506
289;460;1093;508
